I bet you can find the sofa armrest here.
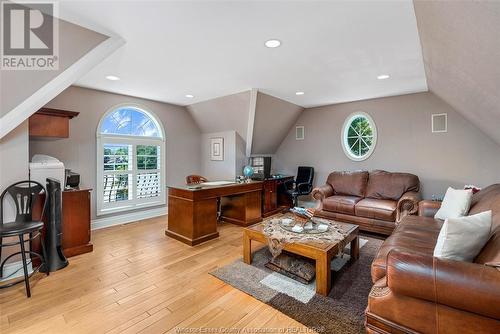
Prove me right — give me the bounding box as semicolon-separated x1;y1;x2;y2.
311;184;334;201
386;251;500;319
418;200;441;217
396;191;420;223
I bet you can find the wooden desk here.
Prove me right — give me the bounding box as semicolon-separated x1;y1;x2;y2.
166;181;263;246
262;176;294;217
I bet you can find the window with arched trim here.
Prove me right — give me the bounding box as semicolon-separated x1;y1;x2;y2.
96;105;166;215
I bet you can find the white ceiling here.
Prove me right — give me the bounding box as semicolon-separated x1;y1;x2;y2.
60;0;428;108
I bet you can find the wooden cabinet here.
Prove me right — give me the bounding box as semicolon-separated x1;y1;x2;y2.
61;189;93;257
262;176;294;217
31;188;93;264
263;180;277;213
29;108;79;138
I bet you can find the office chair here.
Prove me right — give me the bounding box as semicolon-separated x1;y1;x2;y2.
0;180;49;298
284;166;315;207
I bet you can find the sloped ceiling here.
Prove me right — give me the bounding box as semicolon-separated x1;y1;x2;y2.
186;91;251;141
187;90;304;156
0;1;124;139
251;92;303;155
0;20;108;116
413;1;500;144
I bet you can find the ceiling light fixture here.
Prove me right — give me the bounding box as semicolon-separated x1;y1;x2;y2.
295;91;305;96
185;94;194;98
105;75;120;81
377;74;390;80
265;39;281;48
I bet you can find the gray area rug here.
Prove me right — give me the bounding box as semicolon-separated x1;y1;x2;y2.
210;236;383;334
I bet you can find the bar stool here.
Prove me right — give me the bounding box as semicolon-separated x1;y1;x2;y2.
0;180;49;297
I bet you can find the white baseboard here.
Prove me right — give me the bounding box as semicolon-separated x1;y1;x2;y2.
91;207;167;230
0;261;33;282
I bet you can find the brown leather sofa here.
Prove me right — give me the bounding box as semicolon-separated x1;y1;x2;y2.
366;184;500;334
312;170;420;235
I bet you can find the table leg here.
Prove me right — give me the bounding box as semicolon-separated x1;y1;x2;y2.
350;236;359;261
316;254;331;296
243;232;252;264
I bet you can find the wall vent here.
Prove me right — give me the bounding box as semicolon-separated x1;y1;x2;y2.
295;126;305;140
432;113;447;133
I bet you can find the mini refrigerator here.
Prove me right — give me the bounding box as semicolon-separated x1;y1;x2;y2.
29;154;65;187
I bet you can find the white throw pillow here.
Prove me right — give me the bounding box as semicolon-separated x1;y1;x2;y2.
433;210;492;262
434;187;473;220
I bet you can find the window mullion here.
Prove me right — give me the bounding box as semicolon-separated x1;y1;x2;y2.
132;143;137;202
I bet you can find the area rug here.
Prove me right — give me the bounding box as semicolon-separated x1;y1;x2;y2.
210;236;383;334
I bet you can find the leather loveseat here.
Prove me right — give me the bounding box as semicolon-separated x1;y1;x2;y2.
366;184;500;334
312;170;420;235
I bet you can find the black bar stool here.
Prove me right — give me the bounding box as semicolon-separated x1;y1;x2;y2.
0;180;49;297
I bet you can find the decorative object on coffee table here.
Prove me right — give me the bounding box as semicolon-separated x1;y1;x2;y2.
243;213;359;296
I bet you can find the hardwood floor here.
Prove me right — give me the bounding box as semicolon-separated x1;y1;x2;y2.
0;216;314;334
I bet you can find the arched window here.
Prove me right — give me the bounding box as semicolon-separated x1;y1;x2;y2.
341;112;377;161
96;105;165;215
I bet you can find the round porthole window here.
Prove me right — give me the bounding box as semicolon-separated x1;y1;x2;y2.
341;112;377;161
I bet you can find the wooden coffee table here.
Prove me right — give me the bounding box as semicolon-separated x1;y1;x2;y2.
243;216;359;296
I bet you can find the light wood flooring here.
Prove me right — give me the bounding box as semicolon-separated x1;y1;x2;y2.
0;216;314;334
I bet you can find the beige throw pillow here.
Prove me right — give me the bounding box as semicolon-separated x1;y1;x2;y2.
433;211;492;262
434;187;473;220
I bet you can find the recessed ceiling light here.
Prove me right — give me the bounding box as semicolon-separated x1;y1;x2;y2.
377;74;390;80
295;91;305;96
185;94;194;98
105;75;120;81
265;39;281;48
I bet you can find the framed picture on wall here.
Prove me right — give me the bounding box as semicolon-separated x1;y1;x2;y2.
210;137;224;161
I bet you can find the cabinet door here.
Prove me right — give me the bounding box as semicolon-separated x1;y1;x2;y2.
62;190;91;250
263;181;277;213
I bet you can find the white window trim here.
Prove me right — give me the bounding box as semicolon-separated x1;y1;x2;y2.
96;104;166;216
341;111;377;162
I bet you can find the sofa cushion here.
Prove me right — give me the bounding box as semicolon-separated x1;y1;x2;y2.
434;211;492;262
366;170;419;200
371;215;443;283
434;187;473;220
327;171;368;197
355;198;397;222
322;195;362;215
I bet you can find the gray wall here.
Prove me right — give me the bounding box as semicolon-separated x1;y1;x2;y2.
201;130;245;180
0;121;30;263
0;14;108;116
30;86;201;219
275;92;500;199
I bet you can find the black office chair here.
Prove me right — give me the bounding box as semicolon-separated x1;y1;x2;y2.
0;180;49;297
284;166;315;207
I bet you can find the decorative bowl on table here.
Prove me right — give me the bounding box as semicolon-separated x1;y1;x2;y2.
278;217;330;235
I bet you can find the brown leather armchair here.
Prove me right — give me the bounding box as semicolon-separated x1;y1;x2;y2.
313;170;420;235
366;184;500;334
